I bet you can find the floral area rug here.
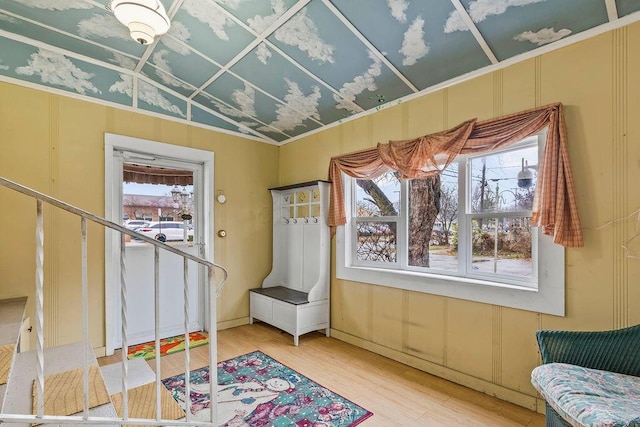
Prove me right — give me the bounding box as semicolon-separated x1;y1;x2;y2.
162;350;373;426
127;331;209;360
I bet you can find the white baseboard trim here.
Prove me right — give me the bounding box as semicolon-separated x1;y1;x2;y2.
330;328;541;412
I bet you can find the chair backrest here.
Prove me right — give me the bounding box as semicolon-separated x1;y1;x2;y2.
536;324;640;377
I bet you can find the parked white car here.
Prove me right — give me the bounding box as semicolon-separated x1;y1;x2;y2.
133;221;193;242
124;219;150;230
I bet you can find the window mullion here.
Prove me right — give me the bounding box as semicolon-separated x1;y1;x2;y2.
398;179;408;269
469;211;532;220
457;158;469;275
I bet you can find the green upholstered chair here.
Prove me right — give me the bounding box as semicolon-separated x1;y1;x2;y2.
534;324;640;427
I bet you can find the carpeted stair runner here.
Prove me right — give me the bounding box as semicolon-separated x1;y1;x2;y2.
0;344;14;385
31;365;110;417
111;382;185;426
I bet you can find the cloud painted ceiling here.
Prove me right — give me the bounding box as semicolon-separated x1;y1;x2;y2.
0;0;638;145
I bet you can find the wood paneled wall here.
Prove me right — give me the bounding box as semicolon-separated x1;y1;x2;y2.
280;22;640;412
0;87;280;351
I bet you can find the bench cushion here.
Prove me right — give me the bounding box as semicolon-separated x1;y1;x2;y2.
531;363;640;427
249;286;309;305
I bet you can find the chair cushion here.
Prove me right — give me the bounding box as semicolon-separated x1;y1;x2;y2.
531;363;640;427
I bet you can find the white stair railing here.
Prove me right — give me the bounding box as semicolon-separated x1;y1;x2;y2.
0;176;226;426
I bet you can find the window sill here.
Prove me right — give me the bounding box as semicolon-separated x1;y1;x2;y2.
336;226;565;316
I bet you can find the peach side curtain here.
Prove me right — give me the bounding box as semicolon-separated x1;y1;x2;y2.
327;102;583;247
328;147;389;231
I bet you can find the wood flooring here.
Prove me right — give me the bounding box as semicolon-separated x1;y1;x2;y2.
98;323;545;426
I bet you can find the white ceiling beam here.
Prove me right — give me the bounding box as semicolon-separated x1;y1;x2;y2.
166;0;184;18
132;72;277;141
134;41;159;73
20;0;365;134
157;1;297;135
0;24;274;143
263;40;363;113
283;10;640;145
182;3;326;127
108;0;302;135
189;0;311;100
183;0;318;134
0;71;274;144
449;0;498;65
224;68;326;127
195;92;292;139
194;2;361;122
133;0;184;73
605;0;619;21
145;35;294;136
0;7;140;66
321;0;419;93
211;3;364;114
0;26;135;74
84;0;105;8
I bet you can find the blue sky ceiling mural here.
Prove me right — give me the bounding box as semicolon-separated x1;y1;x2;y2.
0;0;638;145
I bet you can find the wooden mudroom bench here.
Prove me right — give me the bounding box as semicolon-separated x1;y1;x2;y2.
249;286;329;346
249;181;331;346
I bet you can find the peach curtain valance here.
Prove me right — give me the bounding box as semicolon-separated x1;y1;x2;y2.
328;102;583;247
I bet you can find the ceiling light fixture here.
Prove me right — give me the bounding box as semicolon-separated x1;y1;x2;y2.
110;0;170;45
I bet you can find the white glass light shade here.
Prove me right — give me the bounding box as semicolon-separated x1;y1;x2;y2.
111;0;170;45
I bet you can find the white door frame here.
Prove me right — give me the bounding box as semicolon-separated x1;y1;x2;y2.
104;133;215;356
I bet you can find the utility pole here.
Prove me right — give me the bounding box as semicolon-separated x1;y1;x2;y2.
479;161;486;229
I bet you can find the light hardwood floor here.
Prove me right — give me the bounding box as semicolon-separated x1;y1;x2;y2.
98;323;545;426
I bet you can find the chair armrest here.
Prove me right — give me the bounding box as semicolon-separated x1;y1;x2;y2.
536;324;640;376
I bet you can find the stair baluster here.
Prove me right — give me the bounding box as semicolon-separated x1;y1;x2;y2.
35;200;44;420
0;176;228;426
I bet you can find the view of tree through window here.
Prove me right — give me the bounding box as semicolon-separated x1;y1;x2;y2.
409;165;457;270
351;141;538;282
355;173;399;263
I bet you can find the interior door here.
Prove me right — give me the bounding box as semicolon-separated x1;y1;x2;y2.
115;152;205;347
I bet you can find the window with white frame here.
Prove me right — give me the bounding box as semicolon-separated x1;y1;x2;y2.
337;133;565;315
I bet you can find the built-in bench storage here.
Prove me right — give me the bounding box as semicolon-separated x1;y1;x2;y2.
249;181;330;346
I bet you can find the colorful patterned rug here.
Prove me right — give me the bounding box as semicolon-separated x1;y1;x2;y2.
162;350;373;426
127;332;209;360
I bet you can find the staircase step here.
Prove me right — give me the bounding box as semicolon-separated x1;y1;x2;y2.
2;341;117;427
100;357;156;395
0;297;27;347
0;297;27;411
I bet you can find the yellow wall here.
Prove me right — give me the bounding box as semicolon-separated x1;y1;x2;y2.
0;85;279;350
280;22;640;411
1;20;639;413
